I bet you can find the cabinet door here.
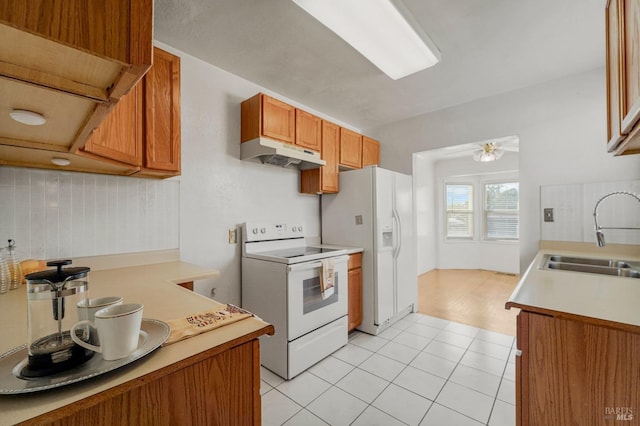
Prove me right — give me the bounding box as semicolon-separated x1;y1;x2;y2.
515;311;529;426
362;136;380;167
348;267;362;332
620;0;640;133
144;47;181;172
81;84;143;166
607;0;624;150
523;311;640;425
262;95;295;144
321;121;339;193
296;109;321;151
340;128;362;169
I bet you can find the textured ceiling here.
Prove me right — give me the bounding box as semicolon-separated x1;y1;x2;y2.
154;0;605;131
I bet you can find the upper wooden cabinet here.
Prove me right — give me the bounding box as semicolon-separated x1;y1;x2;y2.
295;109;322;151
81;84;144;167
362;137;381;167
142;48;181;175
81;47;181;178
340;128;363;169
0;0;153;155
606;0;640;155
300;120;340;194
242;93;295;144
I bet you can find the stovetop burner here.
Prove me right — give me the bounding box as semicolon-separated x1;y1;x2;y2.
242;222;348;264
260;247;342;259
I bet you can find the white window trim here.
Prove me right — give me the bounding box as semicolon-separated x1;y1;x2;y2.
444;182;474;240
441;174;519;245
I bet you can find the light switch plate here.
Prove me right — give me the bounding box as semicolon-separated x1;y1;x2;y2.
544;208;554;222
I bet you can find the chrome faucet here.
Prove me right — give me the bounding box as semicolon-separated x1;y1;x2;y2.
593;191;640;247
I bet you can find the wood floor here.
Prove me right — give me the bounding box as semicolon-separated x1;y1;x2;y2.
417;269;520;336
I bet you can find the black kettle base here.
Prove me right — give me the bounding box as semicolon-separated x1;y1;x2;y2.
21;348;94;378
22;331;95;378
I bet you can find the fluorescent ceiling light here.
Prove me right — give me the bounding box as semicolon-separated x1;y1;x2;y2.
292;0;440;80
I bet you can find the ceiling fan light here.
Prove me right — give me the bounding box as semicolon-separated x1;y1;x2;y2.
473;142;503;162
480;152;496;162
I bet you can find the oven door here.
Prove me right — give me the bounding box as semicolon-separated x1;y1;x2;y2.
287;255;348;341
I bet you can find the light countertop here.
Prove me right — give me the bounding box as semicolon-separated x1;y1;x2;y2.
506;245;640;329
0;260;273;425
318;244;364;255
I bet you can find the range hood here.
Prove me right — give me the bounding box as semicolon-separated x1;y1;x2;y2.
241;137;325;170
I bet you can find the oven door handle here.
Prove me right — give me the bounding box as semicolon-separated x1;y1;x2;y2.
287;255;349;272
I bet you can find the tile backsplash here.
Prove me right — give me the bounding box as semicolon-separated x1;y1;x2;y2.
541;179;640;245
0;167;179;260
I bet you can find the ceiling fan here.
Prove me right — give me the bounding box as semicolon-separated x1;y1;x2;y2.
473;142;504;162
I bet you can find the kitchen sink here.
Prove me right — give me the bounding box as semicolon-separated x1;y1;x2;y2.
540;254;640;279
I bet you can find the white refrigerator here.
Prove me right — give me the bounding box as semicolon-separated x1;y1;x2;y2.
322;166;416;335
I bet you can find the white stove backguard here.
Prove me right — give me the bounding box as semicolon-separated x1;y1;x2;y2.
243;222;306;243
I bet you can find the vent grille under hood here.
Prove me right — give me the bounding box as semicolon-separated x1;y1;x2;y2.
241;138;325;170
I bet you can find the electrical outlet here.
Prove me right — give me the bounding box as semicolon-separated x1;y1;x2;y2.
544;208;554;222
228;228;237;244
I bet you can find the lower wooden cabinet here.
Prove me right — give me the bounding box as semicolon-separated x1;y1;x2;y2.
347;253;363;332
81;46;181;178
515;310;640;425
177;281;194;291
25;338;267;425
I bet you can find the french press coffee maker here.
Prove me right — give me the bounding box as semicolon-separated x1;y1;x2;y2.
23;260;93;377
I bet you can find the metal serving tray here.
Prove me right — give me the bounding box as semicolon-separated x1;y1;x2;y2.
0;318;170;394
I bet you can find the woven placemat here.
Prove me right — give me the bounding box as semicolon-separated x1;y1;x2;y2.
162;304;253;346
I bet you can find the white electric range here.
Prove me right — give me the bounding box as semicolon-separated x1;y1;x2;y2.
241;223;349;380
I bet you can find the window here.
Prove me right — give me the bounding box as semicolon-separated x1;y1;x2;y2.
445;184;473;238
484;182;519;240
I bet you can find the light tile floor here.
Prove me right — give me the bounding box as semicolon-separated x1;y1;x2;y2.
261;313;516;425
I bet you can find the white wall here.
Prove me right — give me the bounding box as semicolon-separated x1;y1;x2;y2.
371;68;640;272
157;41;360;305
541;179;640;245
434;153;519;274
0;168;179;259
413;151;519;275
0;41;364;307
413;153;437;274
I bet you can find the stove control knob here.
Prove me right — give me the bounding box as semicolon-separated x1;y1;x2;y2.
260;227;266;234
297;226;303;232
252;228;258;235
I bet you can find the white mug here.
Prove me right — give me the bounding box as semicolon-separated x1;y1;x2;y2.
77;296;123;322
71;303;147;361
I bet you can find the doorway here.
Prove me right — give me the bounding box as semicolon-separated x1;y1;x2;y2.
412;137;520;335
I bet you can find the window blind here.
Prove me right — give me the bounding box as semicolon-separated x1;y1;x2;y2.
485;182;519;240
446;184;473;238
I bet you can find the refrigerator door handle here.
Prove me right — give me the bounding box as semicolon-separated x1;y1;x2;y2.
392;208;402;258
